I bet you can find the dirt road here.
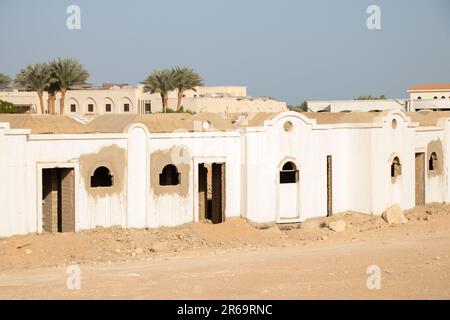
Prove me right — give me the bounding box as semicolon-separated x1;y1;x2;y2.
1;230;449;299
1;204;450;299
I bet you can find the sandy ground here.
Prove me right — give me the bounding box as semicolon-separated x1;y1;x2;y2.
0;203;450;299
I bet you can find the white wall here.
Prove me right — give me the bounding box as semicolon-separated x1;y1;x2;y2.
307;100;406;112
3;110;450;237
147;131;241;228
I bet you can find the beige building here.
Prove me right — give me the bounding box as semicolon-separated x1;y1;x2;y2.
0;85;287;115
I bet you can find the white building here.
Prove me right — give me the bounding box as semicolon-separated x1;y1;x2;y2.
306;83;450;113
307;99;406;112
407;83;450;111
1;109;449;237
0;85;287;115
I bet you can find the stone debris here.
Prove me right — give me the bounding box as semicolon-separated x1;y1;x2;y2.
328;220;346;232
382;204;408;224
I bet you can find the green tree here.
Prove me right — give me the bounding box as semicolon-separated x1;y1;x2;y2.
142;69;175;113
0;99;22;113
0;73;11;90
288;100;309;112
356;94;386;100
50;58;89;115
15;63;52;114
172;67;203;111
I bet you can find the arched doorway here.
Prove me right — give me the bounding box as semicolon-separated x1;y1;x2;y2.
277;160;300;221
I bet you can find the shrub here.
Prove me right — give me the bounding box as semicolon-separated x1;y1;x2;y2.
0;99;22;113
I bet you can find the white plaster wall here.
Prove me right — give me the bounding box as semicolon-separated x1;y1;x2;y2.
244;113;331;223
30;137;128;231
127;125;149;228
3;110;450;238
415;128;446;203
370;114;415;214
0;133;129;237
307;100;406;112
0;127;30;237
147;132;241;228
345;128;373;213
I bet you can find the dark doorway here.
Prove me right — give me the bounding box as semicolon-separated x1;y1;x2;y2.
198;163;208;221
198;162;225;224
42;168;75;233
415;153;425;205
327;155;333;217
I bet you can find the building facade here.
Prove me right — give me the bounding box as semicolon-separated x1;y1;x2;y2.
1;109;449;237
0;85;287;115
307;83;450;112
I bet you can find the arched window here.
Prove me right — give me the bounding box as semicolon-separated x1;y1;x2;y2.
159;164;180;185
90;166;113;187
280;161;299;184
391;157;401;179
429;152;438;171
442;96;446;99
434;96;438;99
417;96;422;100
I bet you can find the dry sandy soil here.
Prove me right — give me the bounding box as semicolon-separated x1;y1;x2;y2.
0;204;450;299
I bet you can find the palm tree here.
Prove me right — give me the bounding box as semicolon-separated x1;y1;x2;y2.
142;69;175;113
15;64;51;114
0;73;11;90
50;58;89;114
172;67;203;111
47;81;60;115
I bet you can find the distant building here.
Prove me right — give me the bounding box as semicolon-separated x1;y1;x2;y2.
407;83;450;111
0;85;287;115
306;83;450;112
307;99;406;112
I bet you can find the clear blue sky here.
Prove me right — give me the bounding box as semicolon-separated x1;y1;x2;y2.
1;0;449;103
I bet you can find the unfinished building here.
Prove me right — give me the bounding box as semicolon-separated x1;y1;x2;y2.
1;109;450;237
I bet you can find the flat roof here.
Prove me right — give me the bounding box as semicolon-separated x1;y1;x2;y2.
406;111;450;126
3;111;450;134
88;113;235;133
0;115;95;134
407;83;450;92
301;111;386;124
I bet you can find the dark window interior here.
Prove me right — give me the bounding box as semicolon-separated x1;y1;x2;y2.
391;157;401;178
145;103;151;113
159;164;180;186
105;104;112;112
88;104;94;112
70;104;76;112
280;161;299;184
124;103;130;112
90;166;113;187
429;152;437;171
